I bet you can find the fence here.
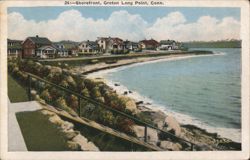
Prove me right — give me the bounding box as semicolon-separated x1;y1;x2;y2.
26;72;196;151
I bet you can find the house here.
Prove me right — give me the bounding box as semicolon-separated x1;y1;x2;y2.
123;40;139;51
7;39;23;57
78;40;99;53
53;43;69;57
158;40;180;50
55;40;79;56
22;35;53;58
97;37;124;53
139;39;159;50
36;45;57;58
107;37;124;51
97;37;108;53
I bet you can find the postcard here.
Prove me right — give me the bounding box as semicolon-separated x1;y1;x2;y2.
0;0;249;160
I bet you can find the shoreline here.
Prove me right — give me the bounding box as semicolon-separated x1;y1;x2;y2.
70;52;213;75
82;52;241;144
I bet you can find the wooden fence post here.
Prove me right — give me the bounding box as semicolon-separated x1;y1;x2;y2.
28;75;31;101
191;143;194;151
78;96;81;116
144;126;147;142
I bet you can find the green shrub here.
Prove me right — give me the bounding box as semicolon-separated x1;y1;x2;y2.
40;89;52;102
49;87;64;101
115;116;135;136
67;94;79;111
102;111;115;126
90;86;102;98
84;79;96;90
81;88;90;97
65;75;77;89
60;80;69;88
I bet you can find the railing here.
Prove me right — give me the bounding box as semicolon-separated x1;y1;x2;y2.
26;73;196;151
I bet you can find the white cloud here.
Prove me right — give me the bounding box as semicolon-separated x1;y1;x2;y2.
8;10;240;42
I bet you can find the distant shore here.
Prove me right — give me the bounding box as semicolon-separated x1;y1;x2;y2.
69;50;213;75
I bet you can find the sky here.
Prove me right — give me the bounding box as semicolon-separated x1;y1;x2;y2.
7;7;241;42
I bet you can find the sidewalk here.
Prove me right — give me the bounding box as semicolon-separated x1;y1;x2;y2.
8;99;42;151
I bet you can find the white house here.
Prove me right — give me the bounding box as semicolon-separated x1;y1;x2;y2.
97;37;124;53
37;46;57;58
54;43;69;57
79;40;99;53
158;40;180;50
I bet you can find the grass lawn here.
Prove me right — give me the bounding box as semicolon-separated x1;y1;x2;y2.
16;110;73;151
8;74;29;103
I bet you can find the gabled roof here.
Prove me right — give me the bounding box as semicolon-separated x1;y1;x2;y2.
160;40;176;45
7;39;23;43
37;45;57;50
140;39;159;46
97;37;123;45
25;36;52;45
109;37;123;45
52;44;68;52
7;39;22;49
123;40;139;46
80;41;99;49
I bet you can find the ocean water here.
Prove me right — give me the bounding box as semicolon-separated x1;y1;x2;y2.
104;48;241;142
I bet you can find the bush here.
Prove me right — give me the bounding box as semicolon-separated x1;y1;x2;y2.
60;80;69;88
65;75;77;89
84;79;96;90
74;77;86;92
49;87;64;101
90;86;102;98
54;97;67;109
67;94;79;111
102;111;115;126
40;89;52;102
81;88;90;97
115;116;135;136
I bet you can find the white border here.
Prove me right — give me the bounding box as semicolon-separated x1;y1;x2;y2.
0;0;249;160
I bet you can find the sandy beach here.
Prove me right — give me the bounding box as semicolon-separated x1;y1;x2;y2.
70;53;210;75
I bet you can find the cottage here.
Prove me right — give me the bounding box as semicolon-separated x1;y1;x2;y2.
108;37;124;51
139;39;159;50
79;40;99;53
37;45;57;58
22;35;52;58
158;40;179;50
97;37;108;53
56;40;79;56
123;40;139;51
97;37;124;53
7;39;23;57
53;43;69;57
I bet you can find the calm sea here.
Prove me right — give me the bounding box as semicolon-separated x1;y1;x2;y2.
105;48;241;142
